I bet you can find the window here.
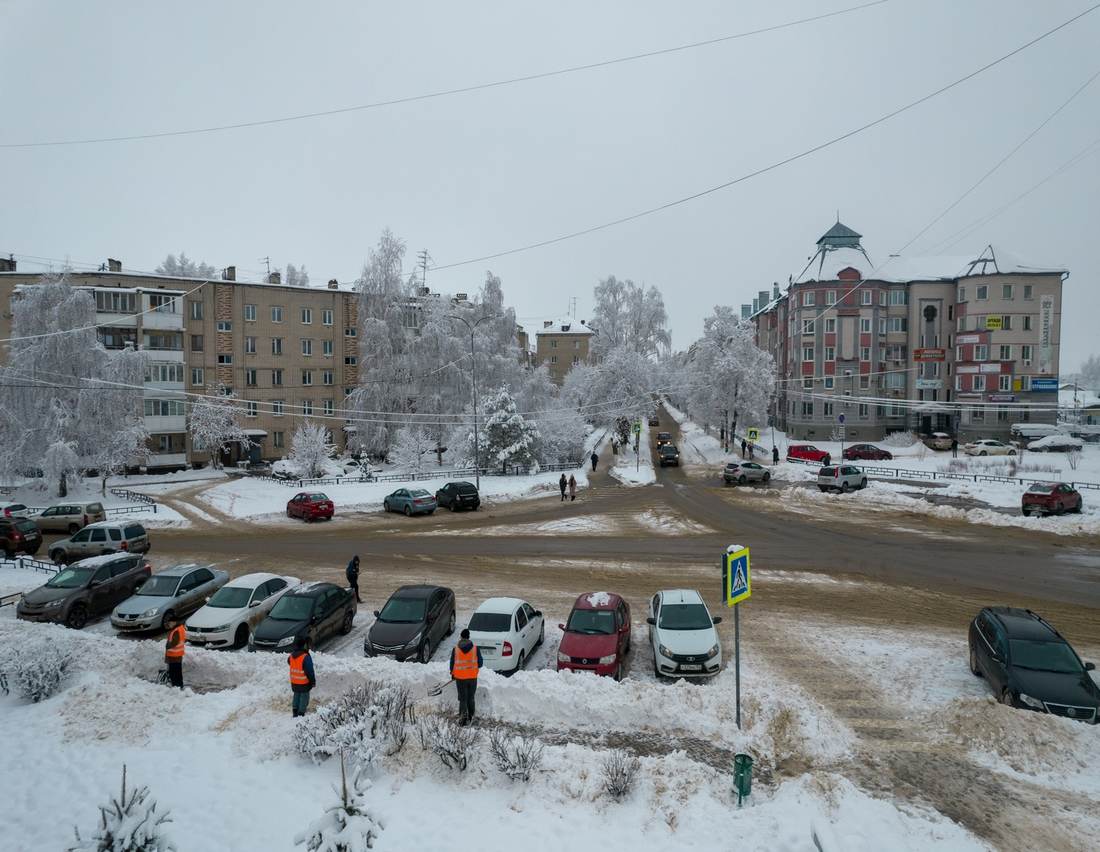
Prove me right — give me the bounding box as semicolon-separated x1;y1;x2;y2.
273;431;285;449
971;407;985;423
887;317;907;333
302;400;313;416
802;319;815;334
858;403;869;418
802;377;814;390
323;399;334;416
859;318;871;333
878;318;886;335
345;356;358;366
860;375;870;389
190;367;204;386
272;337;283;355
802;347;815;362
974;344;988;361
1023;284;1033;301
1002;284;1013;300
322;309;333;326
885;372;905;389
958;286;966;302
323;340;333;357
217;353;232;365
272;368;283;386
824;318;836;333
300;307;312;324
245;401;258;418
246;369;257;387
217;320;232;332
302;370;313;386
1021;344;1033;364
301;339;313;356
999;344;1012;361
144;332;183;351
322;369;333;385
99;328;137;350
801;401;813;416
823;377;834;389
879;291;887;306
145;363;183;383
976;285;988;300
550;355;558;364
823;402;834;416
144;399;185;417
95;291;136;313
824;346;835;361
344;326;356;337
1023;315;1032;331
888;290;908;306
860;290;872;306
956;345;964;361
955;375;963;391
244;304;256;322
272;400;284;416
189;300;203;320
245;336;256;354
973;375;986;392
1020;375;1032;391
271;306;283;323
999;374;1011;391
573;340;580;349
860;347;871;361
826;290;836;305
802;291;815;306
551;339;558;348
957;316;965;332
1000;315;1012;330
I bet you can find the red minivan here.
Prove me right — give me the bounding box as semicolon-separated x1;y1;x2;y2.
557;592;632;681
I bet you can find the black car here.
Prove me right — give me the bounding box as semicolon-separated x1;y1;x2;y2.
658;444;680;467
435;481;481;512
364;584;456;663
648;414;660;427
968;607;1099;723
250;582;356;652
0;517;42;558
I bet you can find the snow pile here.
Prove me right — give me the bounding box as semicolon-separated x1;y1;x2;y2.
610;419;655;487
586;591;612;607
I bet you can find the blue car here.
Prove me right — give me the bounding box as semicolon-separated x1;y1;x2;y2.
383;488;437;516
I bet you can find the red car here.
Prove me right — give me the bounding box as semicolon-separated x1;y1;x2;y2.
1021;483;1082;517
787;444;831;465
286;491;334;522
843;444;893;461
556;592;632;681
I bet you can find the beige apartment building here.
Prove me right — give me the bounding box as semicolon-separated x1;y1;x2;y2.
520;318;595;384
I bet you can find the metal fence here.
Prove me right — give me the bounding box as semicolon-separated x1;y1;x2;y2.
261;460;586;490
110;487;156;505
0;555;59;575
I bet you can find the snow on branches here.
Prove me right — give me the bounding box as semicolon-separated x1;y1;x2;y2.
289;420;333;478
294;759;382;852
188;384;251;468
478;386;539;472
68;765;175;852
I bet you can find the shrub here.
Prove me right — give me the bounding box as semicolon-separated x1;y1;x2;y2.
0;642;71;703
488;728;544;782
601;749;640;800
67;765;174;852
1067;449;1082;471
295;681;413;772
883;431;919;448
417;716;479;771
295;758;381;852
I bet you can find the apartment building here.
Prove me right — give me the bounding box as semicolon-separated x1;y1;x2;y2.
0;260;360;468
520;318;595;384
749;223;1066;442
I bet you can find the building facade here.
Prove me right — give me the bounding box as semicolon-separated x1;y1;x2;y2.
520;318;595;384
750;224;1066;442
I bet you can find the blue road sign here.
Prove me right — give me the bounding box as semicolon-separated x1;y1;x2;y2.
1030;378;1059;392
724;546;751;606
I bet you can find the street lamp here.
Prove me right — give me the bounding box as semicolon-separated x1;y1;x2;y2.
447;312;499;489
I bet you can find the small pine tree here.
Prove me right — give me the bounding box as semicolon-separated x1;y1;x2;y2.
68;765;175;852
295;758;382;852
479;386;540;473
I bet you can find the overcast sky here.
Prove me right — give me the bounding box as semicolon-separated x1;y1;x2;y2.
2;0;1098;370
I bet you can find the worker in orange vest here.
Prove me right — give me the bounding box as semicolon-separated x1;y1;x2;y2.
448;628;483;725
164;614;186;689
288;635;316;717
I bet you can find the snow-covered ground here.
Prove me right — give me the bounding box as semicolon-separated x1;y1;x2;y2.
610;419;656;487
0;479;188;528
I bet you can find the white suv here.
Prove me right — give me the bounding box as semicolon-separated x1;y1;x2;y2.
647;589;722;679
817;464;868;493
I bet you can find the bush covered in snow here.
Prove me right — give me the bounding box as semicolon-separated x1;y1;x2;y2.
295;681;413;771
883;431;920;448
289;421;335;478
67;765;174;852
0;640;71;703
295;759;381;852
487;728;544;782
601;749;640;800
416;716;480;771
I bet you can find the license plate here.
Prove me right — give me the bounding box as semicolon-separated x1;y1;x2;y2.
680;663;702;671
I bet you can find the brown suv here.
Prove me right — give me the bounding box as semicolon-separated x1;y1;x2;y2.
32;502;107;535
16;553;152;629
0;517;43;558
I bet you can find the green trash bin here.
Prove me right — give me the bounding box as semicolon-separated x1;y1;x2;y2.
733;753;753;805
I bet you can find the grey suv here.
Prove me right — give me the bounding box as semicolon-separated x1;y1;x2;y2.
16;553;152;629
48;521;150;564
111;563;229;632
32;502;107;535
817;465;868;493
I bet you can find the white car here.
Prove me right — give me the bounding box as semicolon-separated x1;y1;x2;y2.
647;589;722;679
186;572;300;649
963;439;1017;457
0;502;30;519
1027;434;1084;453
467;597;544;674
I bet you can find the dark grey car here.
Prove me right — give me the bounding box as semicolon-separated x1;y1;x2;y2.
111;563;229;632
16;553;151;629
364;584;456;663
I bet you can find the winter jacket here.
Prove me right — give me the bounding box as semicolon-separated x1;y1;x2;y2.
449;639;484;676
290;652;316;693
345;559;359;583
558;475;567;493
568;478;577;496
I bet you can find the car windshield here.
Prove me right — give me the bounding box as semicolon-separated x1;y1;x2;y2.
45;567;94;589
409;490;430;498
1010;639;1083;674
309;494;328;502
566;609;616;635
15;520;38;533
1026;484;1055;494
378;596;426;623
468;611;512;632
269;595;315;621
206;586;252;609
137;575;179;596
659;603;713;630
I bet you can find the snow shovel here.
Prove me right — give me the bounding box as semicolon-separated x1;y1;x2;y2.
427;678;453;697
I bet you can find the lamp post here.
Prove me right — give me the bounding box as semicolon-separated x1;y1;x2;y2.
447;313;499;489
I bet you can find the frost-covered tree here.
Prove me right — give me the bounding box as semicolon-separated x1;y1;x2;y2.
286;263;310;288
188;384;250;468
295;759;381;852
84;346;150;492
590;276;671;359
155;253;216;279
564;346;654;430
388;425;434;473
68;765;175;852
478;386;540;472
289;420;332;477
1079;354;1100;391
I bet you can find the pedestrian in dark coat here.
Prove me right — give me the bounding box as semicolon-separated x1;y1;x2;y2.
951;437;958;458
591;451;599;472
288;634;316;717
568;474;577;502
772;445;780;465
559;473;568;502
345;555;362;603
449;629;483;725
741;439;748;459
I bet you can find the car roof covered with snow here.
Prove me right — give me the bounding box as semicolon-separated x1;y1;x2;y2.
659;589;704;605
1028;434;1083;449
289;581;341;597
474;597;525;614
573;591;623;611
71;552;144;570
223;572;287;589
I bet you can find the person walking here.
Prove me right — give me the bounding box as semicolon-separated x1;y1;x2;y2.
951;437;958;459
288;635;316;718
559;473;568;502
164;614;186;689
590;450;599;472
568;474;577;502
345;554;362;604
741;438;747;459
449;628;483;725
772;445;780;465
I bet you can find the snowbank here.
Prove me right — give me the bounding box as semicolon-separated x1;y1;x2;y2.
0;481;188;528
610;420;655;487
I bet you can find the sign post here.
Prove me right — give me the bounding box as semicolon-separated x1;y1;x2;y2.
837;413;846;464
723;544;751;729
633;421;641;471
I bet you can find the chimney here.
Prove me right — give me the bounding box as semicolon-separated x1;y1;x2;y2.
758;290;769;308
741;304;752;319
543;320;553;329
0;255;15;272
267;271;281;285
107;258;122;272
327;279;338;290
773;282;780;299
752;297;759;313
222;266;236;281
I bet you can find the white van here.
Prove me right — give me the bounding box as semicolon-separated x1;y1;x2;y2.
1010;423;1058;444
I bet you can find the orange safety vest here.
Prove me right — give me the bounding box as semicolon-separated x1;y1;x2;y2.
452;644;479;680
288;652;310;686
165;625;186;660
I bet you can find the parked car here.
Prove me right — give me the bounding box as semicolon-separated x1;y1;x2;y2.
657;444;680;467
31;501;107;535
435;481;481;512
467;597;544;675
1010;423;1060;444
364;584;455;662
842;443;893;461
0;502;31;519
968;607;1098;723
0;517;42;558
47;521;150;565
655;431;672;447
383;488;437;516
1021;483;1082;517
817;465;868;493
286;492;334;522
1027;434;1085;453
186;572;300;649
17;553;151;629
111;563;229;633
723;461;770;485
648;414;660;427
647;589;722;679
922;432;954;451
963;439;1016;457
251;582;357;651
557;591;632;681
787;444;831;465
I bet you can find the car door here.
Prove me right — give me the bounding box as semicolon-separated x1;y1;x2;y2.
107;557;140;607
648;593;660;647
522;603;541;655
514;606;529;663
85;563;116;614
424;591;445;647
974;614;1004;689
616;601;631;656
87;527;110;556
327;588;348;638
65;528;91;557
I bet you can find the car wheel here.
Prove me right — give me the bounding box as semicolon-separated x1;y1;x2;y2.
160;609;175;632
286;509;293;518
1008;450;1017;456
999;689;1016;708
1070;502;1082;514
979;451;988;456
614;662;623;682
840;482;851;493
450;503;457;512
1022;508;1031;517
818;486;828;493
762;472;771;483
340;610;354;635
51;551;67;565
383;500;390;512
417;640;430;664
515;650;526;674
234;624;250;649
68;523;79;535
738;475;746;485
859;479;868;490
447;611;456;636
65;603;88;630
969;647;982;677
403;505;411;517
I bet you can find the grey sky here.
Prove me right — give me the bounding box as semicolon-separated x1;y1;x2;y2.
2;0;1097;370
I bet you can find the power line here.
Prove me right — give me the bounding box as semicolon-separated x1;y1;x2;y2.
0;1;893;149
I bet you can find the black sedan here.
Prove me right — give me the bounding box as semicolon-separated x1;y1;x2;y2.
968;606;1098;723
250;582;356;651
435;481;480;512
842;443;893;461
364;584;455;663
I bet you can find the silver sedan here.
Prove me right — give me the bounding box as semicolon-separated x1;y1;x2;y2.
723;461;771;485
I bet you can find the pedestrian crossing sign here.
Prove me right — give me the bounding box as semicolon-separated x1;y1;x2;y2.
724;546;751;606
746;428;760;442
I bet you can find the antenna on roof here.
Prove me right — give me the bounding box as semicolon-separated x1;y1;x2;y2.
836;209;840;223
259;256;271;276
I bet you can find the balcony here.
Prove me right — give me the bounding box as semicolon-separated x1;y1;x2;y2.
146;452;187;469
141;308;184;331
144;380;185;393
144;414;186;432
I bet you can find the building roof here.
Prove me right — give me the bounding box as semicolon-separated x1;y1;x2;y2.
0;267;358;294
961;245;1067;277
794;245;874;283
816;221;863;247
518;318;594;353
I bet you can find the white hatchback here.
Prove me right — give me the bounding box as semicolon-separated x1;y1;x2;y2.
647;589;723;679
186;572;300;649
963;439;1017;457
467;597;545;674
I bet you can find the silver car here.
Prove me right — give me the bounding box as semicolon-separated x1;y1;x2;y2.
723;461;771;485
817;464;868;493
48;521;150;564
111;563;229;632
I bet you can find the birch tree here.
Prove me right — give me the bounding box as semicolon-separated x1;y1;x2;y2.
289;421;332;477
188;385;250;468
